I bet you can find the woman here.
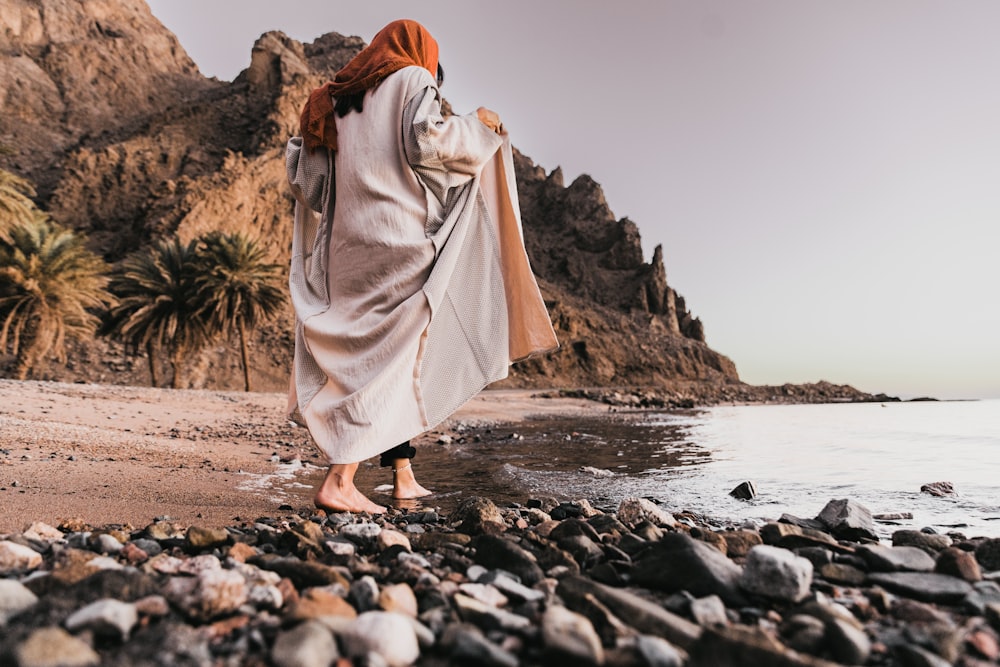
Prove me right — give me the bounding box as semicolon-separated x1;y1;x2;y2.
286;19;557;513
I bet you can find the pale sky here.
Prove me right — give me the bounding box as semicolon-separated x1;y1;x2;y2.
147;1;1000;400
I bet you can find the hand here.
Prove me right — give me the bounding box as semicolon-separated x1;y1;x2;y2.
477;106;504;134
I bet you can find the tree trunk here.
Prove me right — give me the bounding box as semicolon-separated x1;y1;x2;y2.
145;339;158;388
238;319;251;392
170;346;184;389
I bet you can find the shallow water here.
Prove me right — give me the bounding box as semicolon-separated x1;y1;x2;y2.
279;399;1000;538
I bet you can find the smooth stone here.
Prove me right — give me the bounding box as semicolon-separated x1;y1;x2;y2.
815;498;877;541
64;598;138;641
778;513;828;532
459;582;509;608
453;593;533;633
442;623;519;667
542;604;605;665
339;522;382;546
617;497;676;528
892;643;953;667
722;530;763;558
0;540;43;573
892;530;952;553
760;523;841;552
271;620;339;667
377;529;411;552
130;538;162;557
975;538;1000;571
349;575;380;613
94;533;123;555
818;563;866;586
936;547;982;582
289;587;357;621
0;579;39;624
325;539;356;558
15;626;100;667
866;572;973;604
186;525;230;550
397;551;431;569
690;594;729;627
963;581;1000;615
857;544;935;572
741;545;813;603
253;556;350;589
795;547;834;569
379;583;418;617
340;611;420;667
178;554;222;575
471;535;544;586
635;634;685;667
556;576;701;650
479;570;545;602
782;614;826;654
826;616;872;665
165;568;248;621
632;532;747;607
22;522;65;542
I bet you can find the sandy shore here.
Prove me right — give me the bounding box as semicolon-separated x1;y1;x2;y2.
0;380;607;534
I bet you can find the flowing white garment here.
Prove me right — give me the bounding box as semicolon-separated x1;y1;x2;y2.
286;66;557;464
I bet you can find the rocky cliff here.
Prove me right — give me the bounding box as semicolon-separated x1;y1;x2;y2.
1;0;751;397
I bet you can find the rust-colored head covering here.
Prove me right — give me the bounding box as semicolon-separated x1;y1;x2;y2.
299;19;439;152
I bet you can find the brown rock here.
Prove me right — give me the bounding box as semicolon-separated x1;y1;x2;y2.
935;546;982;582
186;525;230;550
227;542;258;563
120;542;149;564
722;530;763;559
288;587;357;621
379;583;419;618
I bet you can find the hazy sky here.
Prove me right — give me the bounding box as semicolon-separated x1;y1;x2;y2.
147;1;1000;400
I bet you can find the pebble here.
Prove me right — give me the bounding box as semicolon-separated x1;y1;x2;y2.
2;493;999;666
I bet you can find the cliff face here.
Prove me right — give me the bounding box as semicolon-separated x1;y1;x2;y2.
0;0;741;393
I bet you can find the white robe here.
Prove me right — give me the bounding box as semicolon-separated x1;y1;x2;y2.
286;66;557;464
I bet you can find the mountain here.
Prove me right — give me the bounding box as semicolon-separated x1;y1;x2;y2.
1;0;889;404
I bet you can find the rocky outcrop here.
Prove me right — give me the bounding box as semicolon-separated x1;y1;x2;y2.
0;0;743;392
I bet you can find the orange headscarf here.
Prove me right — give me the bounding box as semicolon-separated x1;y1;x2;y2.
299;19;439;152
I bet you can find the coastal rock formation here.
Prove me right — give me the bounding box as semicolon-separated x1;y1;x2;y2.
3;0;797;398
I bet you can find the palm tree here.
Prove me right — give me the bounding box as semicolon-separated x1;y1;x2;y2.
194;231;286;391
105;237;209;388
0;168;38;241
0;215;113;380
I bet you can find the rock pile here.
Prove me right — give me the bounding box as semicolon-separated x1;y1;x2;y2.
2;495;999;666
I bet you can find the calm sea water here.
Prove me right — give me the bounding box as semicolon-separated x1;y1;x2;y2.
284;399;1000;538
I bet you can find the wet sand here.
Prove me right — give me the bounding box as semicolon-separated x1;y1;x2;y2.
0;380;607;534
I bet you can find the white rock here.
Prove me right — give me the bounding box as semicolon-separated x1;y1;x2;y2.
541;604;605;665
88;556;123;571
458;583;509;608
617;497;677;528
741;544;814;602
94;534;123;555
340;611;420;667
325;539;356;557
272;620;338;667
166;569;248;621
0;579;38;625
0;541;43;574
65;598;138;641
377;529;411;552
22;522;65;542
178;554;223;575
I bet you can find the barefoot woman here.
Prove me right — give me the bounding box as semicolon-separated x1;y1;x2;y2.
286;20;557;513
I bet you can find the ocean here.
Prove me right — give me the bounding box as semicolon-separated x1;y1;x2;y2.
287;398;1000;539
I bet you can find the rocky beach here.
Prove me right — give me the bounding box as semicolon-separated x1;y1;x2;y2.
3;381;1000;666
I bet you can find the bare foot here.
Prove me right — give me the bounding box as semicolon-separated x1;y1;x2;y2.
392;463;432;499
315;468;385;514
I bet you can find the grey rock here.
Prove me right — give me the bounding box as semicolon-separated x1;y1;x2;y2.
130;538;162;556
782;614;826;653
0;579;38;625
826;617;871;665
471;535;544;586
442;623;519;667
64;598;138;641
542;604;605;665
453;592;532;632
963;580;1000;615
480;570;545;602
795;547;834;569
892;643;953;667
632;532;747;606
740;545;813;603
165;568;248;621
339;522;381;546
867;572;973;604
975;538;1000;571
15;626;100;667
557;576;701;650
340;611;420;667
271;620;338;667
324;538;356;558
857;544;936;572
892;530;952;553
94;533;124;555
816;498;877;541
635;635;685;667
618;497;676;528
689;595;728;627
729;481;757;500
349;575;380;613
